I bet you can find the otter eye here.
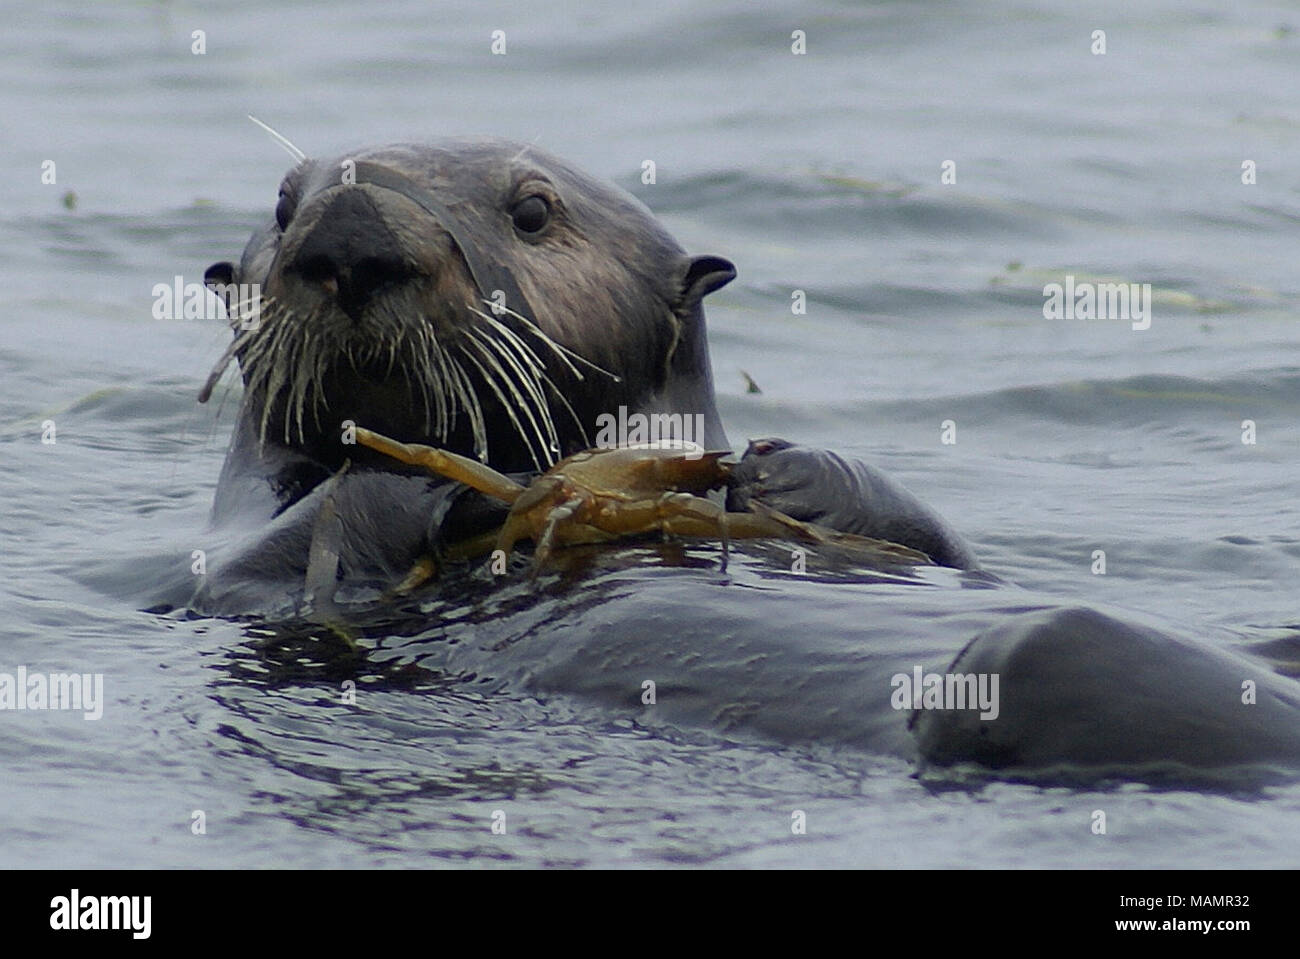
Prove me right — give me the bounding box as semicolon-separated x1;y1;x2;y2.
275;191;296;231
510;195;550;234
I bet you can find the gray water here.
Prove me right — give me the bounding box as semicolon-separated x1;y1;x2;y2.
3;0;1300;868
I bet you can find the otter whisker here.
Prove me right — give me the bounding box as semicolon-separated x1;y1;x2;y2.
199;325;257;404
476;301;620;383
310;322;331;437
418;320;454;438
459;336;547;469
224;290;271;334
463;322;558;454
267;329;296;445
539;376;592;450
470;307;552;376
445;354;488;461
458;334;549;471
235;297;327;448
404;326;435;439
465;320;564;447
434;318;479;447
248;115;306;164
479;314;593;453
370;296;446;442
292;324;319;444
402;356;432;440
466;311;559;413
242;317;274;440
277;319;303;445
465;306;593;453
198;293;280;405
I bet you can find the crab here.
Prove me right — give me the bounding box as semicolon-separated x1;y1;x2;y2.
353;426;933;579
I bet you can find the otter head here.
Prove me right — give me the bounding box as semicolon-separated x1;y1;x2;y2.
204;137;735;481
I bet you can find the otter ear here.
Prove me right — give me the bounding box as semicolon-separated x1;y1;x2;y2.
205;261;236;290
679;255;736;306
205;261;238;312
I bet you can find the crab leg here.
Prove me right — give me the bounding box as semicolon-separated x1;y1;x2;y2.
354;427;526;503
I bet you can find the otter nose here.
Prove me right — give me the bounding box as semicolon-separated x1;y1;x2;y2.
289;188;414;321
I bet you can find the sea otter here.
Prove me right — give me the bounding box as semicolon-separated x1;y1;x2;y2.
189;137;973;614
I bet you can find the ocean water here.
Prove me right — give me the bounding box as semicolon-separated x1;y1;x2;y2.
2;0;1299;868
